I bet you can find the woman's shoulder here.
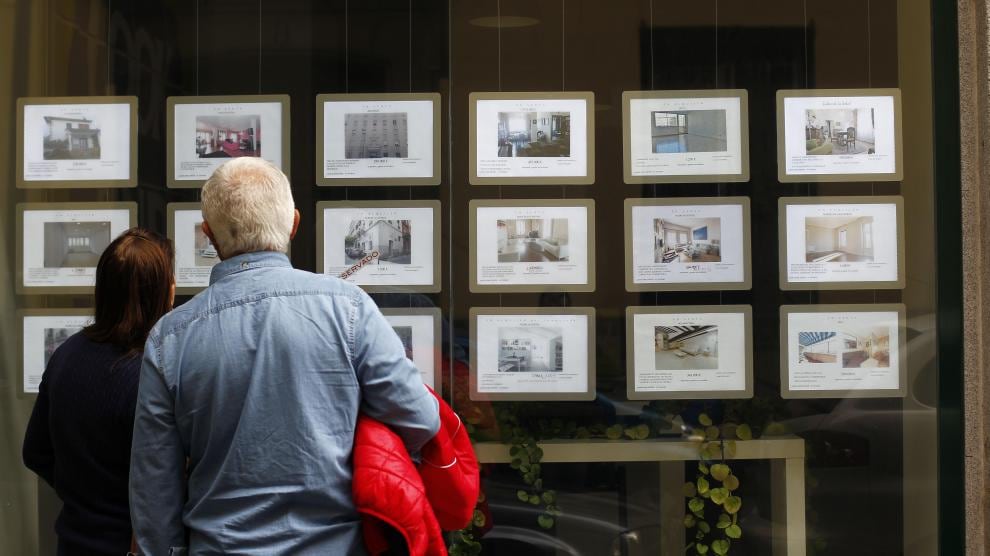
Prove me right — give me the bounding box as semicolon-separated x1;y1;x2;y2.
50;332;140;373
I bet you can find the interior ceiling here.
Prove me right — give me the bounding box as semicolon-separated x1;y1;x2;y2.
195;115;258;131
804;215;865;229
656;325;715;342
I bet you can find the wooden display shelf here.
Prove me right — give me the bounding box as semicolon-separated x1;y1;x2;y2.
474;437;806;556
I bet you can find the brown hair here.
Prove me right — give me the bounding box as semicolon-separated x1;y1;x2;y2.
84;228;175;354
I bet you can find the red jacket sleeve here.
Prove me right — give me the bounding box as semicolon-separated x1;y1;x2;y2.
417;388;480;530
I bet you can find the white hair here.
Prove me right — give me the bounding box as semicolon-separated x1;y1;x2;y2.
201;158;295;255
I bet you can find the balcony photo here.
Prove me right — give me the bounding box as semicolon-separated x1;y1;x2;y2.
654;325;719;370
195;115;260;158
496;111;570;157
649;109;727;154
804;108;876;155
344;219;412;264
496;218;569;263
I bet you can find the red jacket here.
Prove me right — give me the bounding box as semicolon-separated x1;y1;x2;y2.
353;388;479;555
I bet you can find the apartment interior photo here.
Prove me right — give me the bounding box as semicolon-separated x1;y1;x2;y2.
497;218;569;262
497;111;571;157
653;217;721;263
42;221;111;268
654;325;718;370
804;108;876;155
797;327;891;368
195;115;261;158
650;109;727;153
804;215;874;263
498;327;563;373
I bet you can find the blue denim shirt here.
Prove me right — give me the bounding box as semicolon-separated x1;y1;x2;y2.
129;251;440;555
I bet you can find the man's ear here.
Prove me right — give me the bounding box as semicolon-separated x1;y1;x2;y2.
201;220;223;260
290;209;300;240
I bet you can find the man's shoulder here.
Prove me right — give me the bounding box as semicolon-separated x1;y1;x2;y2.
265;265;370;304
151;268;367;341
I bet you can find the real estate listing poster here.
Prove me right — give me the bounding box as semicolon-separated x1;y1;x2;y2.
470;307;596;401
625;197;751;291
17;96;137;188
779;196;904;290
17;203;137;294
470;199;595;293
381;308;442;390
777;89;903;182
780;304;906;398
626;306;753;400
167;95;289;188
316;93;441;186
469;92;594;185
20;310;93;395
167;203;220;294
316;201;440;293
623;90;749;183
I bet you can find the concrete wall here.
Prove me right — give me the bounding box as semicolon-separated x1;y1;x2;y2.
958;1;990;554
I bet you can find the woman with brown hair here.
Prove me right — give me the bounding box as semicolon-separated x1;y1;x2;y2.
23;228;175;556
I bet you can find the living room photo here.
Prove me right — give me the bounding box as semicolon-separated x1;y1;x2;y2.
653;217;721;263
496;218;569;263
804;215;874;263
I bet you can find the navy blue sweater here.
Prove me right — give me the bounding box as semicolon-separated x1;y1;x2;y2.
23;332;141;555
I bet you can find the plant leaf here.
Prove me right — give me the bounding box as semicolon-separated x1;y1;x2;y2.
683;514;697;528
724;474;740;491
709;488;729;505
472;509;486;527
712;539;730;555
710;464;731;482
724;496;742;514
698;521;711;534
697;476;710;494
541;491;556;504
699;413;713;427
688;497;705;514
606;424;623;440
695;542;709;554
537;514;554;529
736;424;753;441
528;495;540;505
705;426;720;441
683;481;698;498
516;490;529;502
725;524;742;539
724;440;737;458
698;462;710;475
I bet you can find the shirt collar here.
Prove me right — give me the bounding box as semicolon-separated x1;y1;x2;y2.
209;251;292;285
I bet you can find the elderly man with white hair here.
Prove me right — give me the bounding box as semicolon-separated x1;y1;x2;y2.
129;157;439;554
